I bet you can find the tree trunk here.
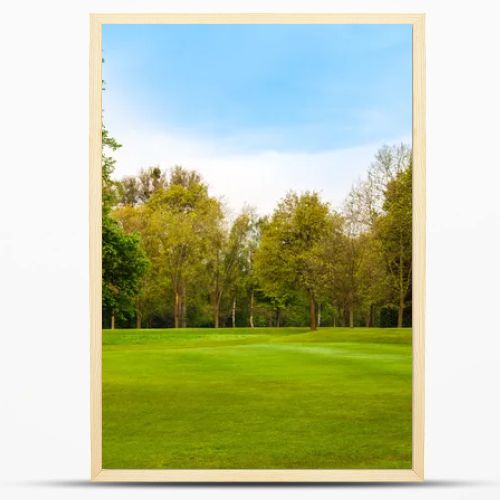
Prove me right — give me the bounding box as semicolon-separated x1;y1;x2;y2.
213;298;220;328
398;234;405;328
181;289;187;328
317;303;322;328
348;304;354;328
275;307;281;327
136;311;142;329
231;296;236;328
398;292;404;328
364;304;371;327
111;313;115;330
174;291;180;328
249;290;254;328
309;291;317;331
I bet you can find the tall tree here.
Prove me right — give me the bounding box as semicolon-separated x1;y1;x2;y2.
316;211;345;326
338;188;366;327
226;210;259;327
206;210;255;328
102;141;412;330
366;143;411;214
255;192;331;330
101;127;149;327
376;163;412;327
102;215;150;327
143;167;223;328
112;204;162;328
355;233;390;327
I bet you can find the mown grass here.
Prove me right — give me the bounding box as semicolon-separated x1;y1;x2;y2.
102;327;412;469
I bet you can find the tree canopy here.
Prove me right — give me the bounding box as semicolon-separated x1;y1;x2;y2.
101;126;149;327
103;141;412;330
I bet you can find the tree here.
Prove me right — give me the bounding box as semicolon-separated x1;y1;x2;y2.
338;188;366;327
118;166;168;206
366;143;411;214
255;192;331;330
376;163;412;327
101;127;121;210
142;167;223;328
112;204;162;328
101;126;149;327
241;214;262;328
225;210;258;327
314;211;345;327
102;139;412;330
206;210;256;328
346;143;411;230
118;176;141;206
355;233;390;327
102;215;150;327
333;144;411;327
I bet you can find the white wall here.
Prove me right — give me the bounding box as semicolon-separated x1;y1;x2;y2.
1;1;499;499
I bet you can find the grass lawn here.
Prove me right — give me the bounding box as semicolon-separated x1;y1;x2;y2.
102;327;412;469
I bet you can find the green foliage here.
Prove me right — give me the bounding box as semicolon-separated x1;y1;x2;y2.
376;162;412;327
255;192;333;329
105;144;412;330
101;127;121;213
137;167;224;327
102;214;150;321
101;126;149;324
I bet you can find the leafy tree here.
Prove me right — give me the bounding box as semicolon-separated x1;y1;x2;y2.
355;233;391;326
102;215;150;326
118;176;141;206
347;143;411;230
255;192;331;330
331;144;411;327
241;213;263;328
102;141;412;330
101;127;149;327
338;189;366;327
366;143;411;215
376;162;412;327
112;204;162;327
142;167;223;328
312;211;345;326
225;210;259;327
101;127;121;212
206;210;257;328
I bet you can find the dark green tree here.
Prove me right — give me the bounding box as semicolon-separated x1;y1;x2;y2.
102;215;150;327
101;126;149;327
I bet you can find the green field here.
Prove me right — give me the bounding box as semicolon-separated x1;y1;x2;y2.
102;327;412;469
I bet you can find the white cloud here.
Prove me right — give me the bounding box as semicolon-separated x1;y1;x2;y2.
111;127;410;217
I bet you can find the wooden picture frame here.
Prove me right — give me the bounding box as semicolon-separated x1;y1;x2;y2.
89;13;425;482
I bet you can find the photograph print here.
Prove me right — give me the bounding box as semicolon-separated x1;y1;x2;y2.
97;19;421;473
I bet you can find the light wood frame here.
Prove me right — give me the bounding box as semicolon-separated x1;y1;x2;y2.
90;13;425;483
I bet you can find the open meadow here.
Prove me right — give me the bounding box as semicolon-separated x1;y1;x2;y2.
102;327;412;469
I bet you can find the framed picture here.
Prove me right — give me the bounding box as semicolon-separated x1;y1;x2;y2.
90;13;425;482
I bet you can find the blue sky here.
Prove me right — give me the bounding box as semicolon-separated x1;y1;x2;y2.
102;24;412;215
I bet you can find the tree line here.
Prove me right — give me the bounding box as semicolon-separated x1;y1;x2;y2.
102;128;412;330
